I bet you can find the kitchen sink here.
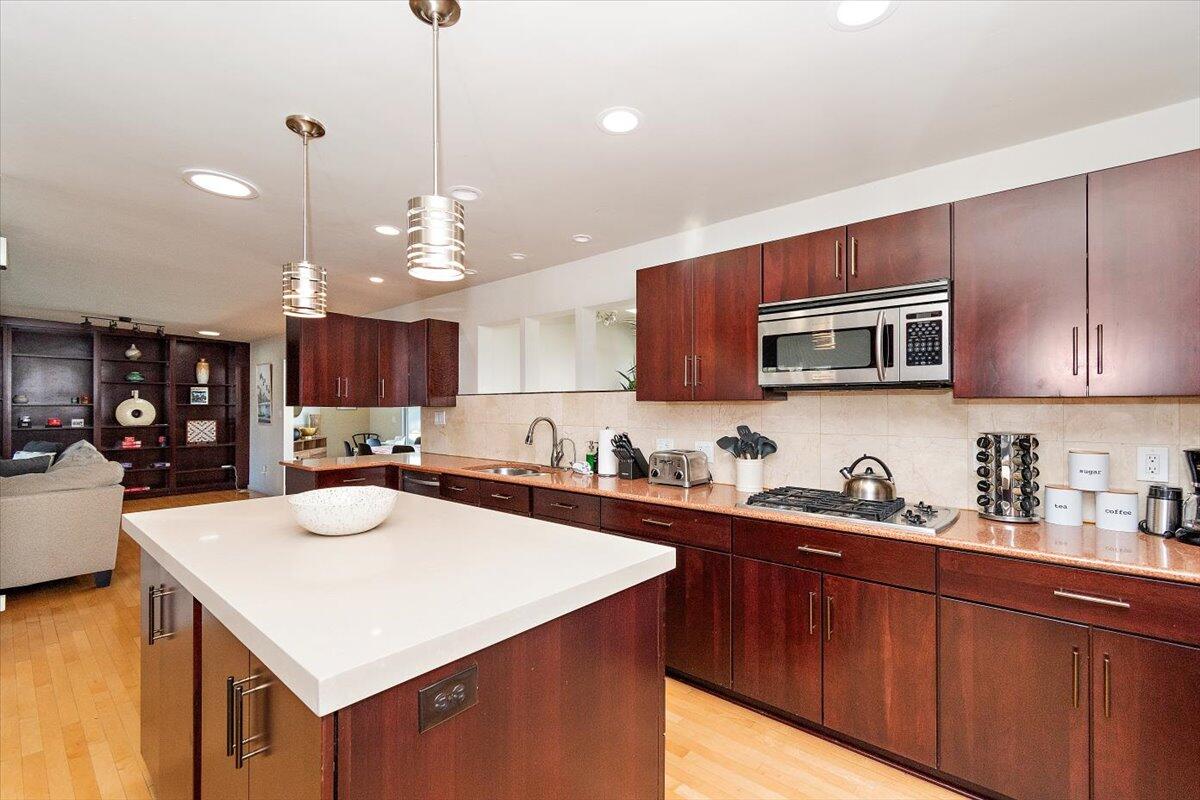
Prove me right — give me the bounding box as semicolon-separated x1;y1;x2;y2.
475;466;548;477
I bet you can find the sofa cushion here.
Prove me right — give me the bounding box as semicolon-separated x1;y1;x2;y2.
48;440;108;472
0;461;125;497
18;440;65;460
0;456;53;477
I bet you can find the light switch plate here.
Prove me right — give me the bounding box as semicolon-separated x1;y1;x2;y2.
434;410;447;427
1137;446;1169;481
695;441;715;461
655;437;674;451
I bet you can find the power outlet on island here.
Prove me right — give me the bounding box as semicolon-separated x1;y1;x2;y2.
1137;446;1169;482
695;441;715;462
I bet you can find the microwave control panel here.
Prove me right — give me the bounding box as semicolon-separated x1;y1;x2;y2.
905;315;944;367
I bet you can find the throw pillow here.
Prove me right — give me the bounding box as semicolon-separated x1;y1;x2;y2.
0;455;53;477
19;440;65;458
47;439;108;472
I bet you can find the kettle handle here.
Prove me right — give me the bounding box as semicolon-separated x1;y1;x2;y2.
846;454;895;481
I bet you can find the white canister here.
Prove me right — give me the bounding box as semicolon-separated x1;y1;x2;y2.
735;459;765;494
597;426;618;477
1068;450;1110;492
1044;485;1084;526
1096;489;1140;532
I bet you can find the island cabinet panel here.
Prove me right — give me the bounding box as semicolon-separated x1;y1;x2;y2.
821;575;936;767
636;259;693;402
399;470;442;497
938;599;1090;800
336;577;665;800
140;551;196;800
1091;630;1200;800
664;544;731;688
762;226;847;303
845;204;950;292
478;479;531;515
731;556;821;721
952;175;1088;398
200;608;250;800
1087;149;1200;396
531;487;601;529
375;319;410;406
439;474;481;504
691;245;766;401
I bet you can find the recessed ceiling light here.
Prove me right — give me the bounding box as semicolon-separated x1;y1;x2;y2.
369;276;385;283
597;106;642;134
828;0;897;30
571;234;592;243
196;330;221;337
374;225;402;236
448;185;482;202
509;252;527;260
182;169;259;199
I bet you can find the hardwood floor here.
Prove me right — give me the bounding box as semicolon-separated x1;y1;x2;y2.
0;490;960;800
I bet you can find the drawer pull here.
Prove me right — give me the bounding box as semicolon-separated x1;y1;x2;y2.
405;477;440;488
490;493;514;501
448;485;468;493
796;544;843;559
1053;589;1130;609
233;678;271;769
341;477;367;484
148;585;176;644
550;501;578;510
641;518;674;529
1071;647;1080;709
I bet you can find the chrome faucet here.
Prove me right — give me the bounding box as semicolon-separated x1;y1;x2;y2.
525;416;571;468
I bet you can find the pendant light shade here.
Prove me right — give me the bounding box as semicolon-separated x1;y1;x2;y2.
406;0;469;283
283;114;328;317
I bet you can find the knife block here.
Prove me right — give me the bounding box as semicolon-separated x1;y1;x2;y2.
617;449;649;480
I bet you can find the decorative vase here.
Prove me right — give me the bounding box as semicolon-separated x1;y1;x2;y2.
115;390;157;426
125;343;142;361
195;358;210;385
125;371;145;383
735;459;764;494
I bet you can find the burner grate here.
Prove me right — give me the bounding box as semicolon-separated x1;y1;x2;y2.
746;486;905;522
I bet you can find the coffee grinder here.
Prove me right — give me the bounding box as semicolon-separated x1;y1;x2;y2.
1177;448;1200;545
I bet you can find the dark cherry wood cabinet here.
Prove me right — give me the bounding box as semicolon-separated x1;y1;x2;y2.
1087;149;1200;397
1091;630;1200;800
663;544;731;688
140;551;197;800
406;318;459;407
821;574;936;767
339;314;379;407
953;176;1088;398
635;259;693;401
845;204;950;292
762;226;847;303
376;320;410;406
938;599;1090;800
731;557;821;721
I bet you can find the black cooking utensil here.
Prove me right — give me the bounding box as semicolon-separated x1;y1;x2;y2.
717;436;739;455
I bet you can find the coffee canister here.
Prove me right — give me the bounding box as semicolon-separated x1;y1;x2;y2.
1096;489;1139;532
1068;450;1110;492
1044;485;1083;526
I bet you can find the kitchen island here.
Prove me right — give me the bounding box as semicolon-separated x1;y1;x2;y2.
124;492;674;800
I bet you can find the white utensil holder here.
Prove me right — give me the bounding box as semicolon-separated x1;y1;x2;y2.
735;459;764;494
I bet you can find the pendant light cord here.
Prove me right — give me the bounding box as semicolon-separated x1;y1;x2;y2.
301;132;311;263
432;11;440;196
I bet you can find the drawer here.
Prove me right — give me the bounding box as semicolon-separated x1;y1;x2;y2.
532;488;601;529
400;471;441;498
316;467;389;489
439;474;481;505
601;498;731;551
939;549;1200;646
733;517;935;592
479;480;531;515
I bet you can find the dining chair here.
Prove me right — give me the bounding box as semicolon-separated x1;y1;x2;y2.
355;442;374;456
352;433;380;447
343;441;354;457
391;445;416;454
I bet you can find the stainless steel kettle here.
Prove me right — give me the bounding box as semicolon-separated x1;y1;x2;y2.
840;454;897;501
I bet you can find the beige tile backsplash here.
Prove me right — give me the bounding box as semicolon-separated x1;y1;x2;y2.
424;391;1200;511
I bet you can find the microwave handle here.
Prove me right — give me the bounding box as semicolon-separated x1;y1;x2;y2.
874;311;886;381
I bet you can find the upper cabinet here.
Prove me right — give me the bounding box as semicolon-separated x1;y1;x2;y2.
762;226;846;303
407;319;459;407
637;245;770;402
1087;150;1200;397
376;320;410;406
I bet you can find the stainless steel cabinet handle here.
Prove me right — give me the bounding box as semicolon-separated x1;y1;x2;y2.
825;595;834;641
1103;654;1112;718
849;236;858;277
405;476;440;488
341;477;367;484
693;354;701;386
490;493;514;501
796;544;843;559
551;501;578;510
874;310;886;382
1071;647;1080;709
335;377;341;398
448;485;467;492
148;585;176;644
834;240;842;279
226;675;256;756
233;678;271;769
1072;326;1079;376
380;378;385;398
1096;324;1104;374
344;377;350;397
640;518;674;529
147;585;156;645
807;591;817;635
1053;589;1130;609
683;355;690;388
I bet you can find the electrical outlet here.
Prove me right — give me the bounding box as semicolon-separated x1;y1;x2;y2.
655;437;674;451
1137;446;1169;481
695;441;715;461
434;410;447;426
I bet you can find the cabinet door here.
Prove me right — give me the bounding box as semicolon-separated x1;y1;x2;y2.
664;544;730;687
692;245;765;401
339;315;378;407
762;226;846;303
953;176;1087;397
376;320;410;406
1092;630;1200;800
846;204;950;292
408;319;459;407
1088;149;1200;396
139;552;162;786
201;608;250;800
635;260;693;401
286;316;338;407
822;575;936;766
939;599;1089;800
731;557;821;721
246;654;328;800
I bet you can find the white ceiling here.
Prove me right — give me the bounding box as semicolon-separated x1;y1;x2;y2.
1;0;1197;340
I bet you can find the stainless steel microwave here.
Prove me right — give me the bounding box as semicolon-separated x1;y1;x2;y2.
758;280;951;389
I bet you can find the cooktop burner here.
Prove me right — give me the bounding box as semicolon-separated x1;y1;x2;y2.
741;486;959;534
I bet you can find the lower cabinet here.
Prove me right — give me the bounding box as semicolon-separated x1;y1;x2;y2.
938;599;1090;800
400;470;442;497
664;544;731;688
140;551;196;800
821;575;936;767
731;557;821;721
200;608;328;800
1091;630;1200;800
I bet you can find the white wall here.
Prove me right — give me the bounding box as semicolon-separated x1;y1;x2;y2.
477;321;521;393
532;314;576;392
248;334;287;495
374;99;1200;392
595;316;637;391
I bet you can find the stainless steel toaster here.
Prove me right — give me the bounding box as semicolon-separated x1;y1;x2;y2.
647;450;712;488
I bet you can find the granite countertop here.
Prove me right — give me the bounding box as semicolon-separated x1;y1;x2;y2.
281;452;1200;586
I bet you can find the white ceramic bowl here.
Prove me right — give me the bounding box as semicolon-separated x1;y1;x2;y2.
287;486;399;536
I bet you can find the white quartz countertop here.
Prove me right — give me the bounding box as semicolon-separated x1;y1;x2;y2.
122;493;675;716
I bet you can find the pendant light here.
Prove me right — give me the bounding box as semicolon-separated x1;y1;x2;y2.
406;0;469;282
282;114;329;317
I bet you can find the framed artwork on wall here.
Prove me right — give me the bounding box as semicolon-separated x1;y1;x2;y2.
189;386;209;405
256;363;272;424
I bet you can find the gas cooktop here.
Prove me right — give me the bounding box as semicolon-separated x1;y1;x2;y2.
740;486;959;534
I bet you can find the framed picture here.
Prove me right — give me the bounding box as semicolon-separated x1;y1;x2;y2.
256;363;272;424
186;419;217;444
189;386;209;405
